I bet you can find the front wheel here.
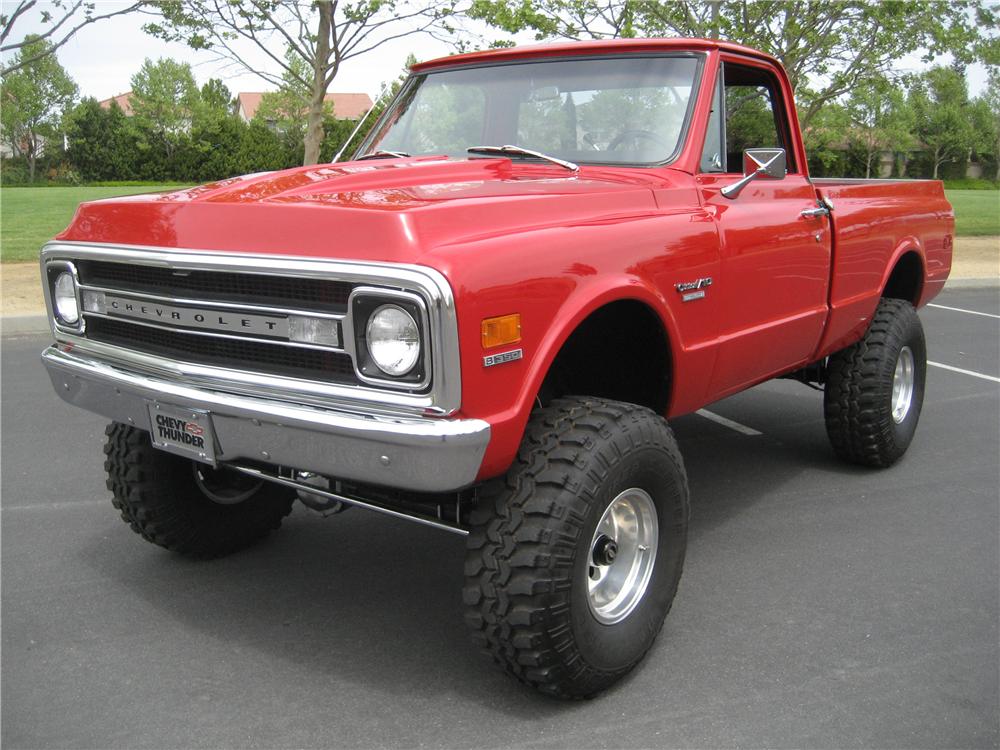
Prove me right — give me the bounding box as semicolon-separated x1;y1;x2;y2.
824;298;927;467
463;397;689;699
104;422;295;557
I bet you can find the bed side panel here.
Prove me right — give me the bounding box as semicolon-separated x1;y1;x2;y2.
812;179;953;358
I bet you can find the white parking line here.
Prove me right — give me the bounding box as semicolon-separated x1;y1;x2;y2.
928;361;1000;384
1;500;106;512
695;409;763;436
928;303;1000;319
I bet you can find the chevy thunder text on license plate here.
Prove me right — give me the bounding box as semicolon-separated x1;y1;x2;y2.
147;403;217;464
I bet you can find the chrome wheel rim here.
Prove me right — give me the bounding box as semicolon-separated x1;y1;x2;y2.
891;346;915;424
587;488;659;625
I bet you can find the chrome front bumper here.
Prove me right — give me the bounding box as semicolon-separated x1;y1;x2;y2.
42;346;490;493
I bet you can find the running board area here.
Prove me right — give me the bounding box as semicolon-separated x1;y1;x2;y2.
229;464;470;536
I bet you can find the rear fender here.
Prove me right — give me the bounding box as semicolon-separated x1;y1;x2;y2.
880;236;926;305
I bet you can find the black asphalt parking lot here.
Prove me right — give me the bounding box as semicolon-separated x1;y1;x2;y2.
3;288;998;749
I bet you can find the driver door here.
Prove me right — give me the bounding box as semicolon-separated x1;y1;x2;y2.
699;59;831;397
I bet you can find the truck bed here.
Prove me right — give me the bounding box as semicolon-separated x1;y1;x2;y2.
811;177;954;357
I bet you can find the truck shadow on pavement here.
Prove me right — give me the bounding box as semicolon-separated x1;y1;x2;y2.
76;384;881;718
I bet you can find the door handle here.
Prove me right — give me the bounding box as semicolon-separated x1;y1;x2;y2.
800;207;830;218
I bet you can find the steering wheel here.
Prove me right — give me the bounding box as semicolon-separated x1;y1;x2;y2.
608;129;670;152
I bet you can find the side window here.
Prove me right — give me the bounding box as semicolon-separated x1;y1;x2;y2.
699;70;725;173
722;64;795;173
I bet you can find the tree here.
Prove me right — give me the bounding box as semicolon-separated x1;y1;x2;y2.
327;52;417;161
1;0;147;76
909;66;975;179
801;100;851;176
235;120;286;174
0;35;77;182
200;78;236;119
65;97;139;181
255;47;331;137
845;75;915;178
971;70;1000;180
467;0;1000;129
129;57;201;160
146;0;457;166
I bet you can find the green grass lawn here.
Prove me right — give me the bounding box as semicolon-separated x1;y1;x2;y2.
945;190;1000;237
1;185;189;263
1;185;996;264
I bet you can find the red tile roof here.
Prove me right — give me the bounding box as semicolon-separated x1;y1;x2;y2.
98;92;134;116
96;91;373;121
237;91;373;121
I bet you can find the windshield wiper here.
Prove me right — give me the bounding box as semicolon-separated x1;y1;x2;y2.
467;145;578;172
357;150;410;160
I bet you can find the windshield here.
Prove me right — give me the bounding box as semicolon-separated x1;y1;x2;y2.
361;56;702;166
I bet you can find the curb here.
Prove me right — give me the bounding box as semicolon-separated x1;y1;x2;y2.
2;315;50;336
944;277;1000;290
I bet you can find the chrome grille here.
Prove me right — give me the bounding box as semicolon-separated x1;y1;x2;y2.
87;317;356;382
78;260;354;313
74;259;360;387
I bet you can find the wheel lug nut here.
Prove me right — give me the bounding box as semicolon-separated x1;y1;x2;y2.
593;535;618;566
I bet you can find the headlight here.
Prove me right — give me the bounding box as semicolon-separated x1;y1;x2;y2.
53;272;80;324
365;304;420;376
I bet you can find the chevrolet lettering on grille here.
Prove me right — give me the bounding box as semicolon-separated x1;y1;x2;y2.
105;295;290;338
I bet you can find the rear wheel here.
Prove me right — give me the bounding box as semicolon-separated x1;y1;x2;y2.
463;397;689;699
104;422;295;557
824;298;927;467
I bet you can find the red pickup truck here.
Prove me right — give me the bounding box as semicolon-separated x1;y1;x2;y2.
40;38;953;698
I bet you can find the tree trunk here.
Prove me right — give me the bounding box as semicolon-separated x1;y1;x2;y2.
932;146;940;180
302;2;333;166
28;152;36;183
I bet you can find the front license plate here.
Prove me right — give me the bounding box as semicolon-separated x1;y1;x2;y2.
147;402;217;465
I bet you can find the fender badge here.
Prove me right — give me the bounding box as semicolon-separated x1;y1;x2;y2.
484;348;523;368
676;277;712;302
675;277;712;292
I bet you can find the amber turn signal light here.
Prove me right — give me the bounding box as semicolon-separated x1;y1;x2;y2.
482;313;521;349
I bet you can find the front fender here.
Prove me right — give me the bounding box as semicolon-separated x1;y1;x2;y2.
424;199;720;481
469;275;679;480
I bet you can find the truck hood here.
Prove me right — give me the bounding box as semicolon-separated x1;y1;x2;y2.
58;156;667;266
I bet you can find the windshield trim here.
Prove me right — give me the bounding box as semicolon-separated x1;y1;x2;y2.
352;52;707;170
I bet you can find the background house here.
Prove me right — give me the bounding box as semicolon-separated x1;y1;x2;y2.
97;92;134;115
98;90;374;130
235;92;372;125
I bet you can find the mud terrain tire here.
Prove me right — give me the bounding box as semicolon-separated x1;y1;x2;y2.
824;298;927;467
104;422;295;557
463;397;689;699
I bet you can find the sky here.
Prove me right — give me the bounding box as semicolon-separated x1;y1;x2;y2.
4;2;478;101
2;1;990;103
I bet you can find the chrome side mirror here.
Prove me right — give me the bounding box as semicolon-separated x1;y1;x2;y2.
720;148;786;199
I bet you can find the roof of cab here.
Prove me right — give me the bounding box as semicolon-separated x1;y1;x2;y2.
410;37;781;73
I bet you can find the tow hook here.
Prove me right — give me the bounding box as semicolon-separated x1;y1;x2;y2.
295;471;348;516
